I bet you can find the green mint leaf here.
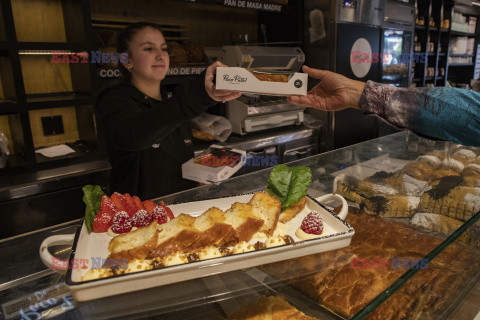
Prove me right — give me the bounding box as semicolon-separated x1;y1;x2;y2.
267;165;311;209
82;185;104;232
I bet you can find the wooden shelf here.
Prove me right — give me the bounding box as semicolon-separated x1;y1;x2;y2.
0;100;19;114
26;93;93;109
451;31;476;37
449;63;474;67
17;42;88;52
449;54;474;58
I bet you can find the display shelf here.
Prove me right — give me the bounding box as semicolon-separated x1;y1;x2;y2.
449;63;474;67
415;25;427;30
17;42;88;52
412;77;422;82
449;54;474;57
25;93;93;109
425;76;434;81
35;142;102;165
0;100;18;114
451;30;476;37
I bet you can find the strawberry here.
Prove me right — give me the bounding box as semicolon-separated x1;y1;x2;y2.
113;193;135;217
143;200;156;214
133;196;145;210
111;211;132;234
92;215;112;233
110;192;126;212
132;209;153;228
99;195;117;218
152;206;168;225
123;193;139;212
159;205;174;220
300;211;324;235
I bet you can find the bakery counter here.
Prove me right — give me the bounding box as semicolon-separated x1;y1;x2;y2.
0;131;479;319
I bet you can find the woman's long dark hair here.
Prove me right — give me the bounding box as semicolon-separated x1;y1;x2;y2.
117;22;164;81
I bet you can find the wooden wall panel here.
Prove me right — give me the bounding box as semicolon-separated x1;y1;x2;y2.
20;56;73;94
90;0;258;47
0;115;14;154
11;0;66;42
0;74;4;99
29;107;79;148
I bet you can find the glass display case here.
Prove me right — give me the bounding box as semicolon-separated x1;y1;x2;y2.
0;131;479;320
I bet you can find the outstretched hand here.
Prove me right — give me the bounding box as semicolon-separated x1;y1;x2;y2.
205;61;242;102
288;66;365;111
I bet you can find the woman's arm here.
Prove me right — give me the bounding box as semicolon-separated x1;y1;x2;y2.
97;70;216;151
359;81;480;147
288;66;480;147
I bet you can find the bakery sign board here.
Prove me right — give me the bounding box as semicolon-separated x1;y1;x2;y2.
223;0;283;12
167;66;206;76
215;67;308;96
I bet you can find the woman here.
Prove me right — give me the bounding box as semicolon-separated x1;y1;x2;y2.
96;22;241;199
289;66;480;147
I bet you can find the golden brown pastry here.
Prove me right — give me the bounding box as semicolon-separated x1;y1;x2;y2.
253;73;288;82
401;162;435;181
278;196;306;223
429;169;460;182
225;296;318;320
191;128;215;141
417;176;480;221
462;163;480;177
262;211;479;319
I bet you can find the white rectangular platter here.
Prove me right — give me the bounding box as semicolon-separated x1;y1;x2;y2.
65;194;354;301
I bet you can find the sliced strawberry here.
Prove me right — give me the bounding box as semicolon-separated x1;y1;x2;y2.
111;192;126;212
114;194;135;218
159;205;174;220
92;215;112;233
133;196;145;210
123;193;138;212
143;200;156;214
99;195;117;218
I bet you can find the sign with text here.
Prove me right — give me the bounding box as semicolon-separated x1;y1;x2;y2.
223;0;283;12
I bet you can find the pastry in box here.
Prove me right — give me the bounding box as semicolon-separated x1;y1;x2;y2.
215;67;308;96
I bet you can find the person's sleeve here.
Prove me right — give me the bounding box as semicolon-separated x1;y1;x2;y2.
358;81;480;147
97;71;217;151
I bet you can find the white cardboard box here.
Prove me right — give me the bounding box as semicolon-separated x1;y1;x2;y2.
182;145;246;184
215;67;308;96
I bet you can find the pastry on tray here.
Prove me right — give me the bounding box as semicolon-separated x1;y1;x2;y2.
224;295;319;320
401;162;436;181
417;176;480;221
260;211;480;320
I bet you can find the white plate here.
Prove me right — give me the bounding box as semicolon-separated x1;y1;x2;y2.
40;193;354;301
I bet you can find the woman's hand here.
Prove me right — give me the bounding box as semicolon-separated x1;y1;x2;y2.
288;66;365;111
205;61;242;102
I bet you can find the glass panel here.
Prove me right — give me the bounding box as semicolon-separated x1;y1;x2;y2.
382;29;411;87
1;132;479;319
